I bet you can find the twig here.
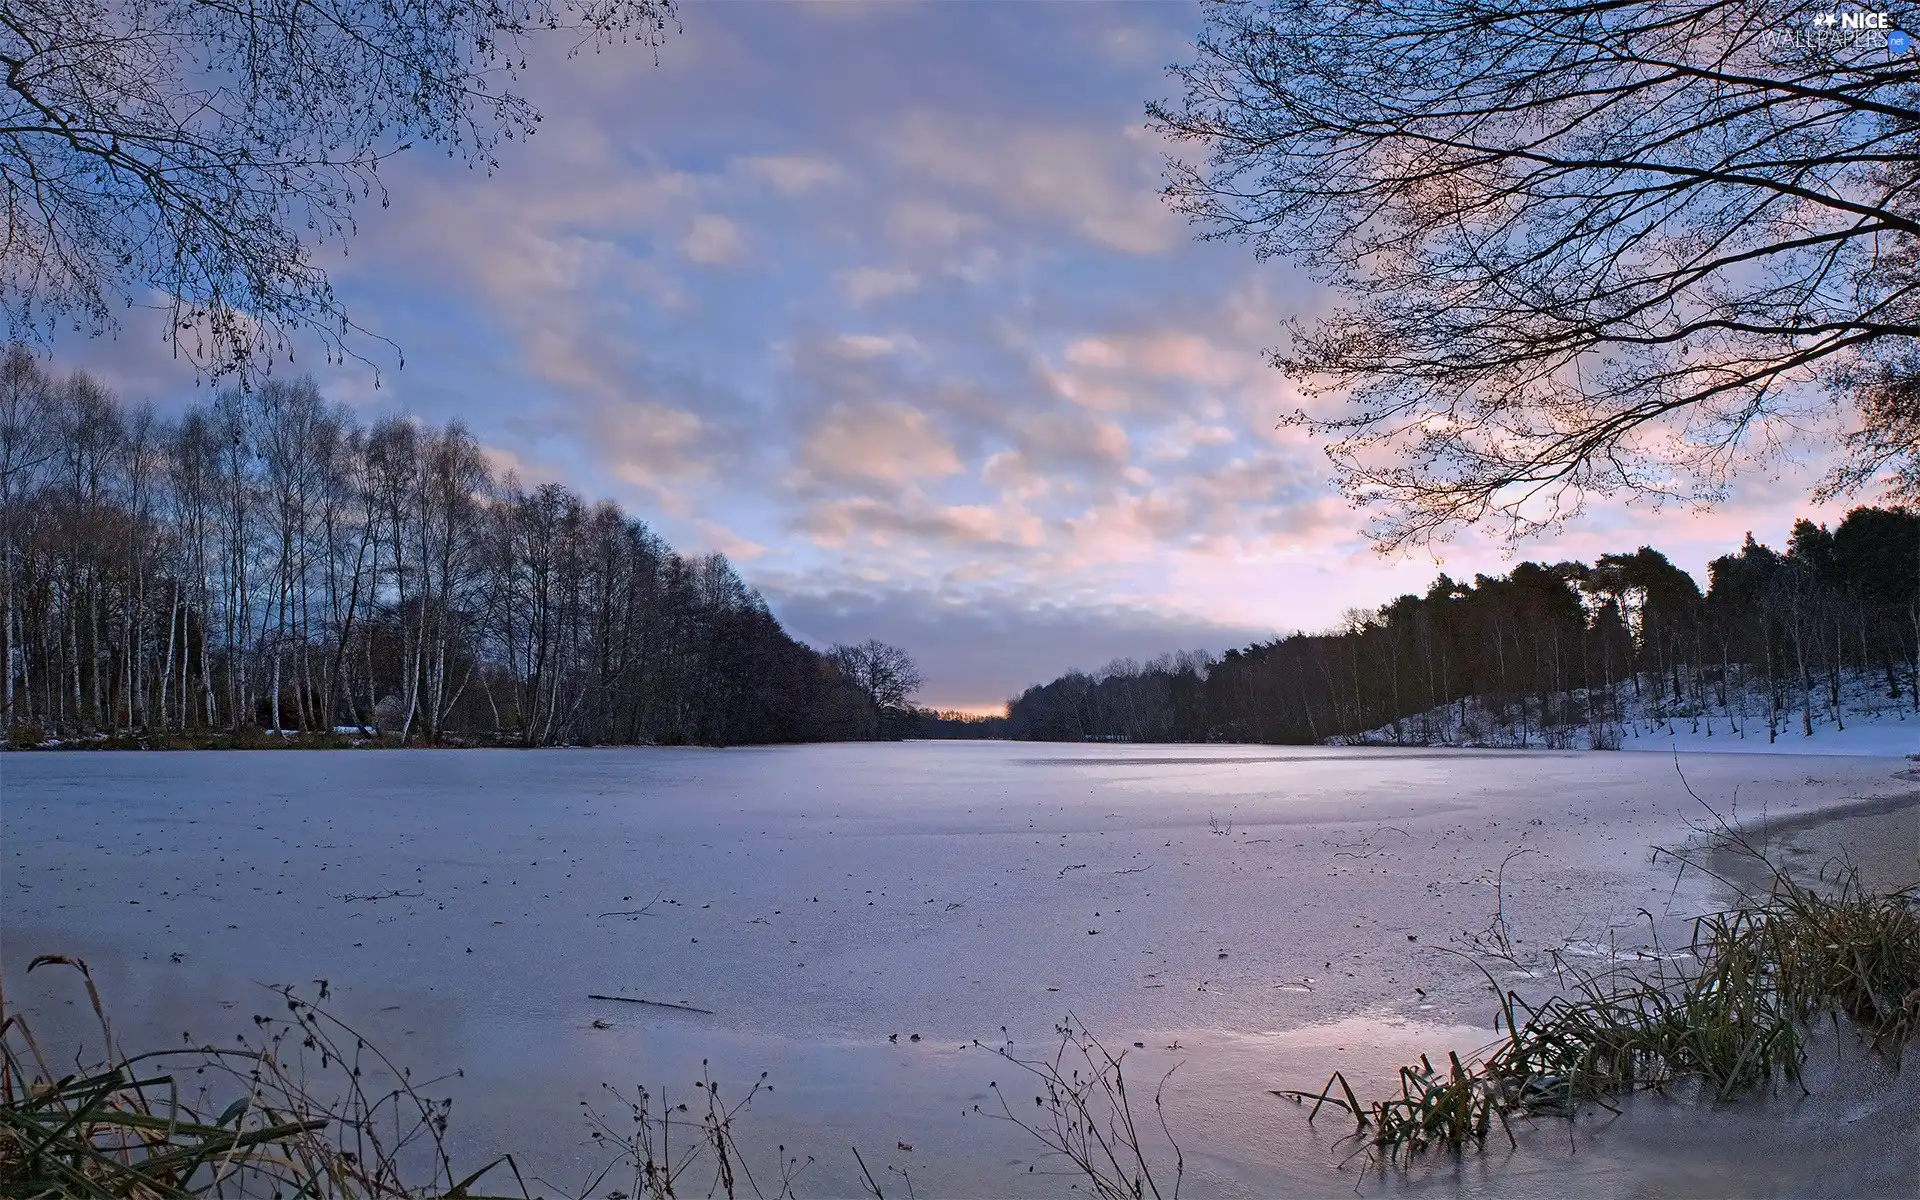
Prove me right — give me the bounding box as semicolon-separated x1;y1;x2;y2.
587;994;715;1015
890;1161;918;1200
852;1144;885;1198
597;890;665;919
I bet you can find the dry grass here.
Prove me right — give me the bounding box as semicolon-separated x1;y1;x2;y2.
0;955;525;1200
0;958;802;1200
975;1018;1183;1200
575;1068;813;1200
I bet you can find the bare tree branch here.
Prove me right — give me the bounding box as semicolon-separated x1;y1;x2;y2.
1152;0;1920;547
0;0;676;381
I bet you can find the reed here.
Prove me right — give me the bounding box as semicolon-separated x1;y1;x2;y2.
1281;841;1920;1165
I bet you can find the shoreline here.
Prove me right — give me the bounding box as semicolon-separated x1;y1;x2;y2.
1708;777;1920;896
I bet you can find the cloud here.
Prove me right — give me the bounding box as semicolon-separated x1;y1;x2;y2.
1064;331;1246;386
1060;489;1195;559
886;199;985;249
981;449;1048;500
1143;417;1237;462
507;356;767;512
797;400;962;492
590;400;710;480
1009;410;1130;474
695;519;770;561
837;265;920;305
798;495;1040;551
474;441;560;489
829;332;902;359
735;154;845;194
681;214;746;263
883;112;1180;254
1034;359;1136;413
1087;18;1191;68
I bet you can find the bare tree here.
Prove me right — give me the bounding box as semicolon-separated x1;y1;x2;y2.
0;344;55;718
1153;0;1920;546
829;639;924;714
410;422;486;741
1;0;675;379
167;405;221;725
255;378;331;731
1;356;885;746
209;386;256;724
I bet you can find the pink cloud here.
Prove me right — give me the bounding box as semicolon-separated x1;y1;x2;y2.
800;495;1041;550
1064;332;1247;386
798;401;962;491
694;519;771;561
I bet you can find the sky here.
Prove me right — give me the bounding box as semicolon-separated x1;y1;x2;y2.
61;1;1861;713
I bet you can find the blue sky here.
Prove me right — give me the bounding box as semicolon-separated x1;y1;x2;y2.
66;1;1855;711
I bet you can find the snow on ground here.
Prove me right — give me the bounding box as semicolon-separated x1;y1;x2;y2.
1343;669;1920;757
1617;706;1920;756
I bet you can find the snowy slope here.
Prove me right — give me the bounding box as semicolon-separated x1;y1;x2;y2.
1615;707;1919;756
1338;669;1920;757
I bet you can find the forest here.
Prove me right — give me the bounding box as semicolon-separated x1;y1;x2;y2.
1006;511;1920;747
7;346;1913;753
0;351;907;746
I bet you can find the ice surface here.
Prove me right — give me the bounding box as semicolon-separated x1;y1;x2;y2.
5;744;1916;1196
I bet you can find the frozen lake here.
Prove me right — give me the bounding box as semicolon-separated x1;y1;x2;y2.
5;744;1917;1197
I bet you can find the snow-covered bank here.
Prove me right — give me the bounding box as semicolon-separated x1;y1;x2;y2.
1338;668;1920;756
1616;707;1919;756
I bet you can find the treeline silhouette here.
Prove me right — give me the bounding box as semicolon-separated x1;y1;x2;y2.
899;709;1009;739
0;352;912;746
1007;511;1919;746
